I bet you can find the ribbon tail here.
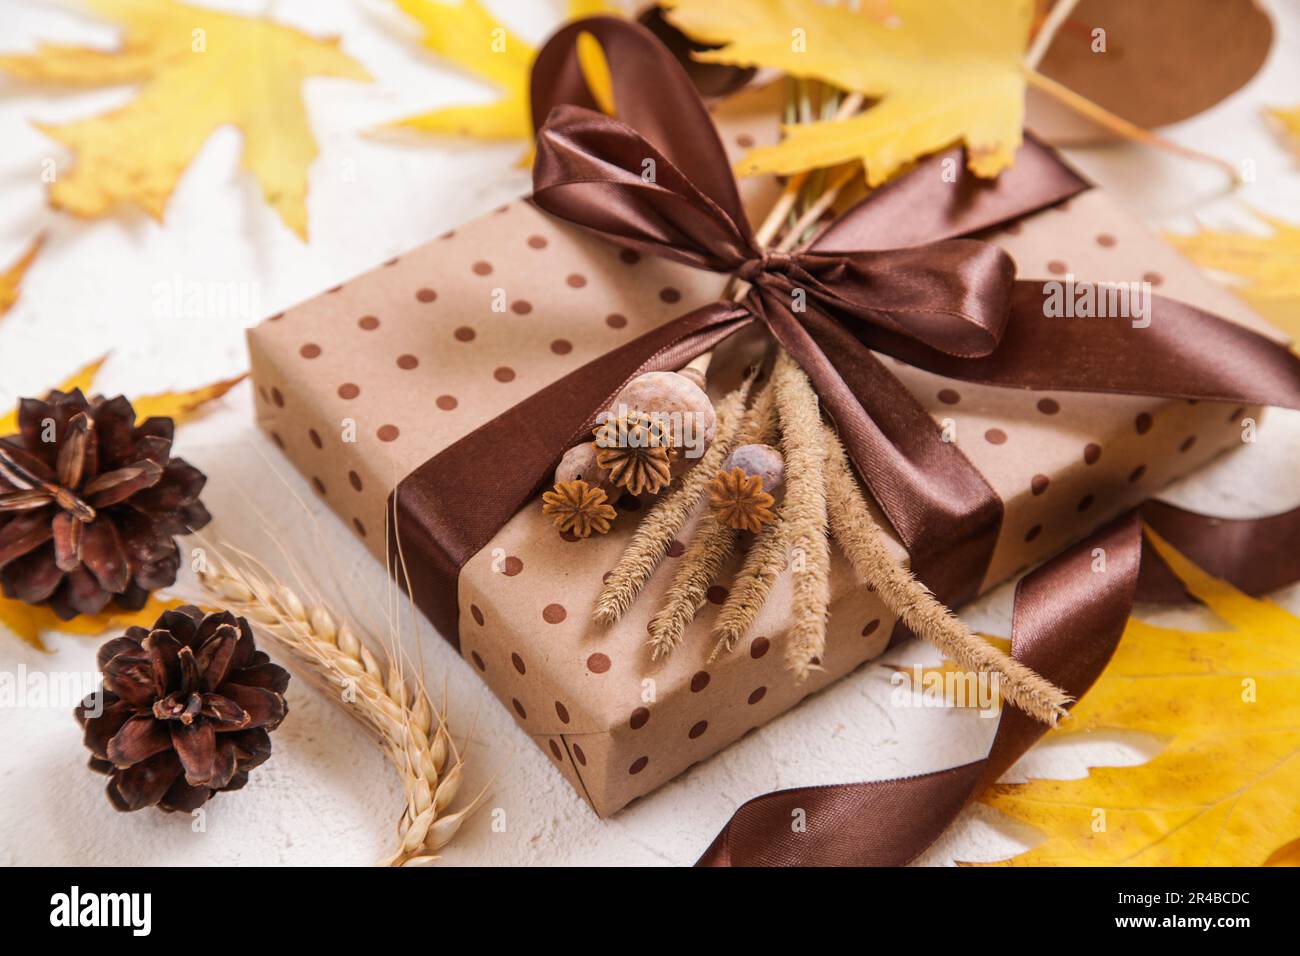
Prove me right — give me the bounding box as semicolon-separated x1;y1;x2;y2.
697;512;1142;867
1138;499;1300;601
392;303;751;644
756;294;1002;605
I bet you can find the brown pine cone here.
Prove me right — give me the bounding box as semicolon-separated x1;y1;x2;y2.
0;388;210;619
76;605;290;812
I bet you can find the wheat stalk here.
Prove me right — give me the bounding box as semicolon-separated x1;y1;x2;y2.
195;549;484;866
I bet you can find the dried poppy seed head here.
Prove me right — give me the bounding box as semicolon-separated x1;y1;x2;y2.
542;479;618;537
592;411;674;496
707;466;777;533
722;443;784;492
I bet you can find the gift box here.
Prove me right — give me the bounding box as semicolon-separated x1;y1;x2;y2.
246;80;1279;817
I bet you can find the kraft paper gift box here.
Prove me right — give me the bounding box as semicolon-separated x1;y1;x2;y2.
247;108;1276;815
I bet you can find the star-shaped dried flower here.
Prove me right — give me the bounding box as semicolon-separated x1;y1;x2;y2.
593;411;674;496
541;479;618;538
707;466;776;533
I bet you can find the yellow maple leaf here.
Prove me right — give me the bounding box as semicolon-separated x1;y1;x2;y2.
0;0;370;239
1166;216;1300;342
387;0;613;141
1267;105;1300;157
130;371;247;424
979;530;1300;866
664;0;1033;185
0;236;43;322
0;594;186;653
0;358;242;649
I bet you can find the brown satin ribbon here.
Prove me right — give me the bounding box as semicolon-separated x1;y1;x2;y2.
699;510;1143;867
396;16;1300;631
696;500;1300;867
390;16;1300;863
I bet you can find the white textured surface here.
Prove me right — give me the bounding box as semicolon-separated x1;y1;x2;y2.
1;0;1298;866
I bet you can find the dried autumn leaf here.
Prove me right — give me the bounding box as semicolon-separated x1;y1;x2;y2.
387;0;613;141
978;530;1300;866
665;0;1033;184
0;0;370;239
0;236;43;322
0;593;185;652
1166;216;1300;341
1267;104;1300;156
129;372;247;424
0;359;242;648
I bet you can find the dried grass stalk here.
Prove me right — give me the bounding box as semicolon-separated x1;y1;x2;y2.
772;352;831;681
648;514;737;660
595;378;753;626
196;550;484;865
646;376;778;659
821;424;1073;725
709;513;789;662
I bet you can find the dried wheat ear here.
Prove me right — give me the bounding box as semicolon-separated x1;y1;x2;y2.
196;549;486;865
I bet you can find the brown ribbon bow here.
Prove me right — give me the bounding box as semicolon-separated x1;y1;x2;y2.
393;17;1300;865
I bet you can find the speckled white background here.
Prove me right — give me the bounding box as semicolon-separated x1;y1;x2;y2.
1;0;1298;866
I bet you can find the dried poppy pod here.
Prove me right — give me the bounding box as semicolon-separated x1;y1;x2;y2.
553;442;611;491
611;371;716;460
541;479;618;538
722;443;785;493
593;410;674;496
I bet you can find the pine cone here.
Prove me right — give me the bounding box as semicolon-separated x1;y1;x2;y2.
76;605;290;813
593;411;674;496
0;389;210;619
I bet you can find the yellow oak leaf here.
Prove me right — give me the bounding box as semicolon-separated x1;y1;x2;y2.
1267;105;1300;156
664;0;1033;185
1;360;242;648
1166;216;1300;342
0;236;43;322
0;0;371;239
387;0;613;141
978;530;1300;866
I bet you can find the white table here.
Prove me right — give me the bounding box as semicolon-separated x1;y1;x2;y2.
1;0;1297;866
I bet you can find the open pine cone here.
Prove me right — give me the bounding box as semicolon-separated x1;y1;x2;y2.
0;389;210;619
76;605;290;812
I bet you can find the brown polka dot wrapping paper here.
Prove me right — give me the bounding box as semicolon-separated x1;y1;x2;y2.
248;123;1279;817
